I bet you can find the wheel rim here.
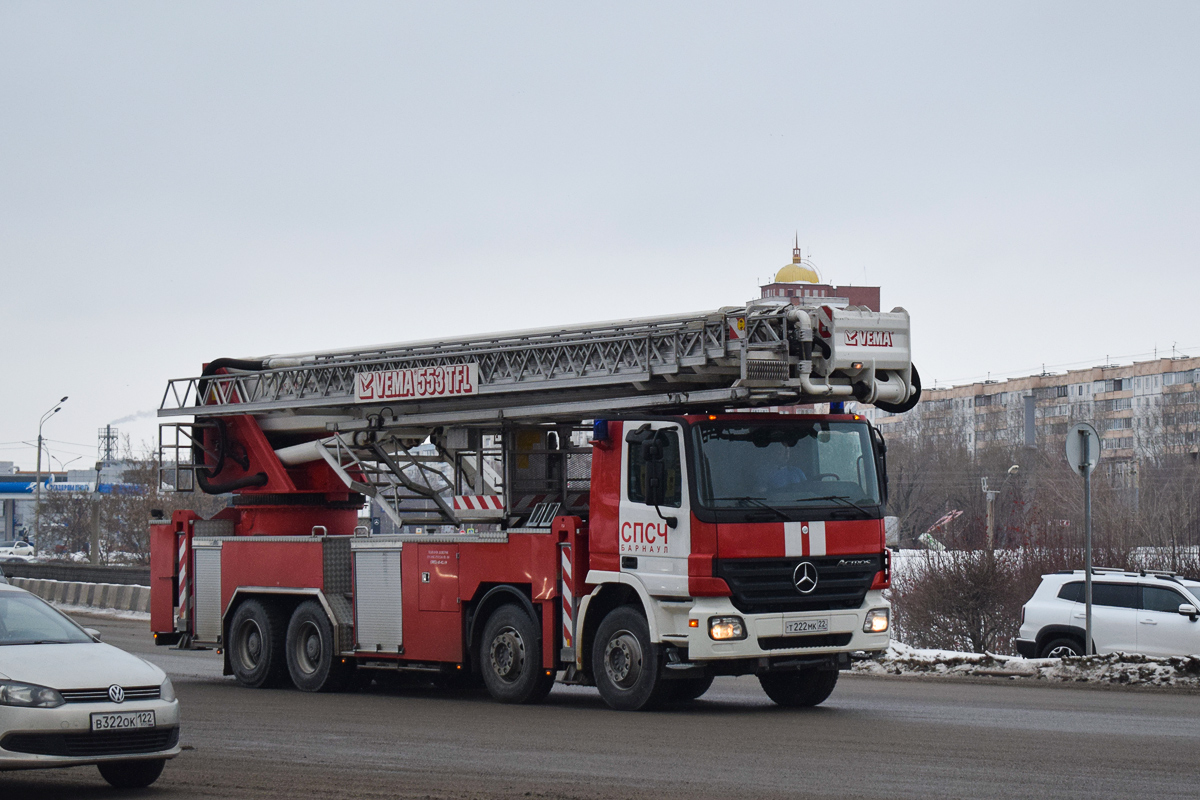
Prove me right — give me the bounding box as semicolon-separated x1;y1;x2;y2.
603;629;643;689
293;620;324;676
489;626;526;684
1047;644;1078;658
235;618;264;671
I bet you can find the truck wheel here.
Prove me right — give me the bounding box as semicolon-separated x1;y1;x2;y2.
1039;637;1083;658
592;605;669;711
670;674;715;702
286;600;353;692
480;604;554;704
228;599;288;688
97;758;166;788
758;668;838;707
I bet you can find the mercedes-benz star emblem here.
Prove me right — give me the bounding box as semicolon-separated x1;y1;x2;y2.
108;685;125;703
793;561;819;595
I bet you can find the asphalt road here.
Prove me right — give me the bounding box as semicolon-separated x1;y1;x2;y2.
5;614;1200;800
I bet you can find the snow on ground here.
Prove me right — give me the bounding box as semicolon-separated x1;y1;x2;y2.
51;602;150;622
854;641;1200;687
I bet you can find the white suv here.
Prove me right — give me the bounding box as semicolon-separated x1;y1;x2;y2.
1016;568;1200;658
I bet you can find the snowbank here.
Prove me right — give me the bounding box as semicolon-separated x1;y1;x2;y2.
854;641;1200;688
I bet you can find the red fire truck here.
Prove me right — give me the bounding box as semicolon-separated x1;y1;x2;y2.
150;300;919;710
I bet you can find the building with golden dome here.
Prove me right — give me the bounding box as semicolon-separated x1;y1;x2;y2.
759;242;880;311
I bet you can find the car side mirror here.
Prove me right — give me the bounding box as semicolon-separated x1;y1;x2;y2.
1178;604;1198;621
84;627;102;641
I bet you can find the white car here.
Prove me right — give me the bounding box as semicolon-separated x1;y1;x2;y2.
0;541;35;562
0;583;180;787
1016;568;1200;658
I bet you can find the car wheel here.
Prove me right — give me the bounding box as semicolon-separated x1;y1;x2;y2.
1039;637;1084;659
480;604;554;704
669;674;715;702
286;600;353;692
758;668;839;707
97;758;166;788
228;599;288;688
591;605;670;711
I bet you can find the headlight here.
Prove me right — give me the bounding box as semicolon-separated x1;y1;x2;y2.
160;677;176;703
863;608;890;634
709;616;746;641
0;680;65;708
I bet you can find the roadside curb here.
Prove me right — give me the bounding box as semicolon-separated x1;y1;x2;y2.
9;577;151;614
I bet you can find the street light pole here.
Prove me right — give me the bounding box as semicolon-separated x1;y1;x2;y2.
983;464;1021;551
34;396;68;544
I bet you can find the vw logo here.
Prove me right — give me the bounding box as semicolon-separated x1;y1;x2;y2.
793;561;819;595
108;685;125;704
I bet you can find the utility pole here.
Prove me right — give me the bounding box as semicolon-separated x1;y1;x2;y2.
34;396;68;545
982;477;998;550
90;460;102;565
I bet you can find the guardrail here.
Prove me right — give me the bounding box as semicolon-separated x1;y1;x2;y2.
8;577;150;614
1;561;150;586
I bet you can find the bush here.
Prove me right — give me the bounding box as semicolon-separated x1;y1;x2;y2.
891;550;1029;654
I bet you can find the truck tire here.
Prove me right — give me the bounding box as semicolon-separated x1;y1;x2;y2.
286;600;353;692
758;668;838;707
670;674;715;703
480;604;554;704
228;599;288;688
592;605;670;711
97;758;166;788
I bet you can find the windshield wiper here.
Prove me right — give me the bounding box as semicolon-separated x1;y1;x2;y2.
725;496;789;520
795;494;873;515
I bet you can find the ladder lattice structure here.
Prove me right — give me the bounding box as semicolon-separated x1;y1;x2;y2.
159;305;807;424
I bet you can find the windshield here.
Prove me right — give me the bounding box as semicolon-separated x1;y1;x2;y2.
0;592;93;645
692;420;881;510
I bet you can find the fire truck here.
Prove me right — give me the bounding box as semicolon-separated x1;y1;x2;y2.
149;299;920;710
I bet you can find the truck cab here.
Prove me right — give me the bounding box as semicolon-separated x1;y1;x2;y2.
576;412;891;708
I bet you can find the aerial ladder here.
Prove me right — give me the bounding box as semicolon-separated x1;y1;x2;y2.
158;299;919;529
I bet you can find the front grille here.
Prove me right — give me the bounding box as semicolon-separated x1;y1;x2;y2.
1;727;178;757
60;686;161;703
758;633;853;651
716;555;880;614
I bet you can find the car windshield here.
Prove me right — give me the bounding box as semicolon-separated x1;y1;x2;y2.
0;592;92;645
692;420;881;509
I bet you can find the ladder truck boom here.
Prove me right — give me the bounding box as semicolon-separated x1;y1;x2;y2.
150;297;919;711
158;300;918;425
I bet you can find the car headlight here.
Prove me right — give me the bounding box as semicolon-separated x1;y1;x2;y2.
0;680;65;708
863;608;890;634
160;677;176;703
709;616;747;641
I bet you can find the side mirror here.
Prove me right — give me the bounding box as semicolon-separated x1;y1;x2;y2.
1178;604;1198;620
84;627;102;641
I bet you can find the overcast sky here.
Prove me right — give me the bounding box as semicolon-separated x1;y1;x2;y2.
2;2;1198;470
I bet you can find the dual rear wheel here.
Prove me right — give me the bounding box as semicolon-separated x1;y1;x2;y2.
228;599;352;692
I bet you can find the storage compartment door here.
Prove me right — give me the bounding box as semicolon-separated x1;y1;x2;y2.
354;548;404;652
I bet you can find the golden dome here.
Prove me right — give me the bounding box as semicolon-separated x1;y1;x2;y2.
774;263;820;284
772;239;823;283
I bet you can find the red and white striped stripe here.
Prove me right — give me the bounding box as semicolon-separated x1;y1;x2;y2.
451;495;504;511
176;534;189;630
560;545;574;650
784;520;826;557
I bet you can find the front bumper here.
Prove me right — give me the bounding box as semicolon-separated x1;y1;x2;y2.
0;699;181;770
676;591;891;663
